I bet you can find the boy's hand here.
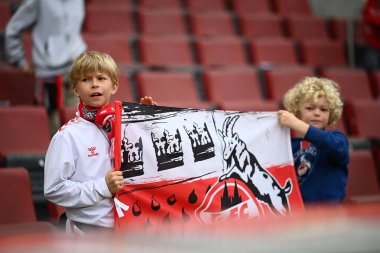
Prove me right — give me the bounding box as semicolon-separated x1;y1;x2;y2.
140;96;158;106
278;110;309;137
105;170;124;194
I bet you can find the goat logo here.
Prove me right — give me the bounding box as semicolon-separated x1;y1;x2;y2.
217;115;292;215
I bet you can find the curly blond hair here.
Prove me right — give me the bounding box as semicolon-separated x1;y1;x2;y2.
283;77;344;125
70;51;119;88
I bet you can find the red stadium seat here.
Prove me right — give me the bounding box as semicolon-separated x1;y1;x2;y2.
299;39;347;67
189;11;235;37
0;168;36;225
59;106;77;127
285;15;330;40
112;73;136;103
83;33;135;66
370;70;380;99
328;17;349;42
0;66;35;106
0;3;11;32
320;67;373;101
137;9;187;35
248;38;299;66
135;71;213;109
137;35;194;68
0;106;51;207
273;0;312;15
83;5;134;34
238;14;285;39
345;150;380;203
195;36;248;67
231;0;273;14
185;0;226;11
202;68;264;104
344;100;380;139
264;66;315;101
137;0;182;9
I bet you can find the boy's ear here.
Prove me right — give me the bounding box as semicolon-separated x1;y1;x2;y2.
72;85;80;97
111;82;119;94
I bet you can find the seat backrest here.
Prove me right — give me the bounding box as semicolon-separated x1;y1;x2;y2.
137;0;182;9
0;167;36;225
0;106;50;155
136;71;201;103
189;11;235;37
231;0;272;14
345;150;380;198
83;5;134;34
202;68;263;103
137;9;187;35
0;67;35;106
83;33;135;66
138;35;194;67
320;67;373;101
285;15;329;40
218;100;279;111
370;70;380;99
238;14;285;38
195;36;248;67
273;0;312;15
185;0;225;11
344;100;380;138
299;39;347;67
248;38;299;66
264;66;315;101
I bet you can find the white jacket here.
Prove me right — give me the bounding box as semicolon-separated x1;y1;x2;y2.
5;0;86;77
44;116;114;228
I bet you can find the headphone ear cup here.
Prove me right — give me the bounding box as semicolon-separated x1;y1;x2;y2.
95;104;115;139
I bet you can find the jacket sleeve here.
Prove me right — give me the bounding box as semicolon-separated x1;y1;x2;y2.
44;133;112;208
4;0;38;67
304;126;349;166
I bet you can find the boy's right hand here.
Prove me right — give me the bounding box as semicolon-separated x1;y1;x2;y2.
105;170;124;195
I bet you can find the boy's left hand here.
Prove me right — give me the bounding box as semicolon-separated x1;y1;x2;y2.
140;96;158;106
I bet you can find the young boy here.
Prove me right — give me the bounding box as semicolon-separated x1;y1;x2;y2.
278;77;349;204
44;51;156;234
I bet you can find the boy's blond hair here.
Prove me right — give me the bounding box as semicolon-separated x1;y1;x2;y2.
70;51;119;88
283;77;344;125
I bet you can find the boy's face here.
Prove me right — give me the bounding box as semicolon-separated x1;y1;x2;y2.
299;96;330;129
73;71;118;108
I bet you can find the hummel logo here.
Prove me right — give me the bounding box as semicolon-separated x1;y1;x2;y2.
88;146;99;157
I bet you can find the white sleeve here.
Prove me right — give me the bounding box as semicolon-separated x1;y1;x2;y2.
44;133;112;208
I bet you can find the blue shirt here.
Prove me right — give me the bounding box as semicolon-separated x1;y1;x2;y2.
291;126;349;203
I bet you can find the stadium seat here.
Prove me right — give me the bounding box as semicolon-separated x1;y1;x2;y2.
137;35;194;68
319;67;373;101
370;70;380;99
0;3;11;32
185;0;226;11
238;14;285;39
263;66;315;101
298;39;347;67
83;33;135;66
195;36;248;67
84;5;134;34
137;9;187;35
344;100;380;139
202;68;264;105
59;106;77;127
273;0;312;15
112;73;136;103
189;11;236;37
328;17;349;42
230;0;273;14
137;0;182;9
0;106;51;208
0;66;35;106
0;167;37;225
135;71;213;109
248;38;299;66
345;149;380;203
285;15;330;40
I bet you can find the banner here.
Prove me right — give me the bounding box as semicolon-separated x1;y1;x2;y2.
113;102;303;230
